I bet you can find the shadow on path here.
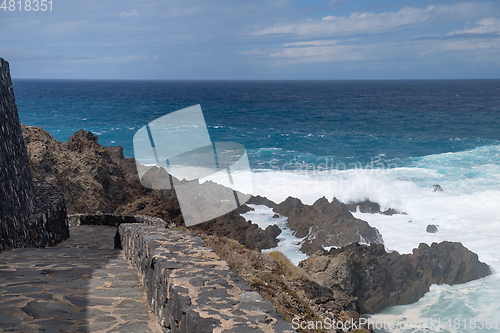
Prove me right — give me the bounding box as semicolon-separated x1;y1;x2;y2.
0;225;160;333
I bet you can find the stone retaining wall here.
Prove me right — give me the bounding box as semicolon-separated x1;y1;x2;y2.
28;179;69;248
68;213;167;228
0;58;69;251
70;213;295;333
119;223;295;333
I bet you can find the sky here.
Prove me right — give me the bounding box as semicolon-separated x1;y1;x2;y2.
1;0;500;80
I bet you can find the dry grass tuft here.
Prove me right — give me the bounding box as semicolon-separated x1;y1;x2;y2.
199;234;326;332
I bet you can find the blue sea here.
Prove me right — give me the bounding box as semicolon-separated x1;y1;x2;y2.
13;79;500;332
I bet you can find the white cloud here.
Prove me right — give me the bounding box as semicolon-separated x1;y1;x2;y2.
238;49;265;56
283;40;339;47
256;6;435;36
449;18;500;35
444;40;500;51
268;39;371;64
119;10;139;18
432;2;485;17
73;55;146;64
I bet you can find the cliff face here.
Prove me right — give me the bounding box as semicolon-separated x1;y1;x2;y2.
0;58;69;251
299;242;492;314
0;58;35;250
22;125;281;250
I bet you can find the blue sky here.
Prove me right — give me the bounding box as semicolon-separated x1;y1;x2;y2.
1;0;500;79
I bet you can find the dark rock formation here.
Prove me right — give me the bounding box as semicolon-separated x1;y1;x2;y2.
344;199;402;215
23;126;149;214
431;184;444;192
0;58;68;251
247;195;277;208
23;125;281;251
190;211;281;250
344;200;381;214
299;242;491;314
426;224;438;233
274;196;383;255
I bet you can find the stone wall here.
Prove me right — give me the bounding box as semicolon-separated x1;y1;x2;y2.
67;213;295;332
119;223;295;333
0;57;69;251
68;213;167;228
0;58;35;250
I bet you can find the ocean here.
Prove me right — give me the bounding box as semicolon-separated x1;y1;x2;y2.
14;79;500;332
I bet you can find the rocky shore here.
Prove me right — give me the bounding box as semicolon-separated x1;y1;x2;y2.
299;242;491;314
21;125;493;331
22;125;279;251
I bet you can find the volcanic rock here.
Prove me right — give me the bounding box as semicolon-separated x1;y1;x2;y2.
299;241;491;314
273;196;383;255
431;184;444;192
246;195;277;208
23;126;281;250
345;199;402;215
426;224;438;233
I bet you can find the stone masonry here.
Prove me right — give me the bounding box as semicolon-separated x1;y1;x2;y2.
0;57;69;251
0;57;35;250
119;223;296;333
67;213;296;332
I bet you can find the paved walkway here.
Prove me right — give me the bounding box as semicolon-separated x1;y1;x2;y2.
0;225;161;333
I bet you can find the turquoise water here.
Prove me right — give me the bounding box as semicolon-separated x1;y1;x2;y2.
14;79;500;332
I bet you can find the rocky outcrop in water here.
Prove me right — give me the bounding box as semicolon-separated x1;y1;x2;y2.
431;184;444;192
273;196;383;255
247;195;277;208
426;224;438;233
299;241;491;314
344;199;402;215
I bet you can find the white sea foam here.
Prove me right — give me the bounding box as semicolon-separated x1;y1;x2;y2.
246;144;500;332
241;204;307;265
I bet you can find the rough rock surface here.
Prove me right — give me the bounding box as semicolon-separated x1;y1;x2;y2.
191;210;282;250
23;126;148;215
299;242;491;314
1;58;68;251
431;184;444;192
22;125;281;251
0;58;35;249
247;195;277;208
119;223;296;332
426;224;438;233
274;197;383;255
344;200;402;215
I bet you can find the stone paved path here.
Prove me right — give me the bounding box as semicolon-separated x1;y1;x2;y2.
0;225;161;333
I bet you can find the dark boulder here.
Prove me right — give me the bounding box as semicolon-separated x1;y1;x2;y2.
426;224;438;233
345;199;403;215
431;184;444;192
345;200;381;213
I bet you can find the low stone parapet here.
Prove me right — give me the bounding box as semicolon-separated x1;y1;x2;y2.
119;223;295;333
68;213;167;228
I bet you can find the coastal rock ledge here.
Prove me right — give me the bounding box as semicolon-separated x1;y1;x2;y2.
299;241;492;314
274;196;383;255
